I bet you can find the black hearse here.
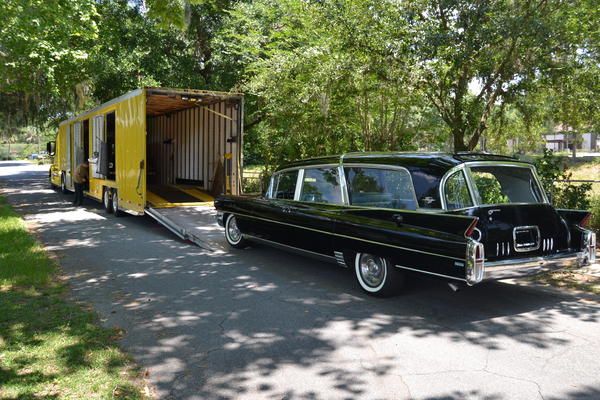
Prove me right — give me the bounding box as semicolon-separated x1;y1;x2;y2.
216;152;596;296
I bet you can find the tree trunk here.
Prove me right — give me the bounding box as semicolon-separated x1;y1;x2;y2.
453;130;467;152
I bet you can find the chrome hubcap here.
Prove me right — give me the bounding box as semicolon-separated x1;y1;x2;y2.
359;254;385;287
227;216;242;243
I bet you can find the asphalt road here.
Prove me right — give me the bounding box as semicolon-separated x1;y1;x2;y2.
2;160;600;400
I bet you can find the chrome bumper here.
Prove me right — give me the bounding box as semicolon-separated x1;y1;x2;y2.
483;252;585;281
215;212;225;227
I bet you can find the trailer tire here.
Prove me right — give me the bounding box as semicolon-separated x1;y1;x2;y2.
224;214;248;248
111;189;123;217
60;173;68;194
103;188;113;214
49;169;56;190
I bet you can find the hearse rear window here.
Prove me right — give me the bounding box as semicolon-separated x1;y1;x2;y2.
272;170;299;200
344;167;417;210
445;171;473;210
300;168;342;204
470;166;544;204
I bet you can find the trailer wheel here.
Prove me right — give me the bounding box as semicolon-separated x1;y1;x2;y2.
60;173;68;194
224;214;248;248
49;169;56;190
103;188;113;213
354;253;403;297
111;189;123;217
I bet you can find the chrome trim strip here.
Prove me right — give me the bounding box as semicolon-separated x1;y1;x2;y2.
230;211;465;261
333;251;348;267
338;165;350;205
294;168;305;201
245;234;337;261
395;264;467;283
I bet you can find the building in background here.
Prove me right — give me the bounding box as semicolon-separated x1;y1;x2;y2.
543;126;598;152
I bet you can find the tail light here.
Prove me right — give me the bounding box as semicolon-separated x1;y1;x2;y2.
466;240;485;285
464;218;479;238
579;213;591;228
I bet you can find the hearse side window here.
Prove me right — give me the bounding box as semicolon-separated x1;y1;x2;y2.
470;166;544;204
344;167;417;210
272;170;299;200
300;168;342;204
444;171;473;210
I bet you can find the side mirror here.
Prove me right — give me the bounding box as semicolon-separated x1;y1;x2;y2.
46;141;56;156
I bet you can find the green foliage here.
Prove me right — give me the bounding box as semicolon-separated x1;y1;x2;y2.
215;0;432;167
472;173;509;205
534;149;592;210
589;196;600;234
3;0;600;162
0;198;54;286
0;196;150;398
89;0;205;102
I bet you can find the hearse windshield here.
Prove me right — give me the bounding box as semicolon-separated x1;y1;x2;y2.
468;165;545;205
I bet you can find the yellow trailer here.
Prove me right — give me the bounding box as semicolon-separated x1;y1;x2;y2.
48;87;243;248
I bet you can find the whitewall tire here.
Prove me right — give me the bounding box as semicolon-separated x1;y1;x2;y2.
224;214;247;248
354;253;403;297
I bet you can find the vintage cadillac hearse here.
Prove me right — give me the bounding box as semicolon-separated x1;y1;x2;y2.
215;152;596;296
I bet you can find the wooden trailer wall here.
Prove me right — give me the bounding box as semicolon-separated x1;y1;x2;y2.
146;99;242;195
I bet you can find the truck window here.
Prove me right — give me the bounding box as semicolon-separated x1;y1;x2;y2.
300;168;342;204
345;167;417;210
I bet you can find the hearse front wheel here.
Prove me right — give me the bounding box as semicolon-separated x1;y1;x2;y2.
354;253;402;297
224;214;247;248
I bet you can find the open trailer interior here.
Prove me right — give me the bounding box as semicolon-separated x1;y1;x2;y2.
145;87;243;208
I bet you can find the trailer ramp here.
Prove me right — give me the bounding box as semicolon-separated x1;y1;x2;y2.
145;205;226;252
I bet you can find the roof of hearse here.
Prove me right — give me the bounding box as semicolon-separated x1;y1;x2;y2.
278;152;522;171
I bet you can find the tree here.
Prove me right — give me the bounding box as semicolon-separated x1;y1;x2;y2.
410;0;582;151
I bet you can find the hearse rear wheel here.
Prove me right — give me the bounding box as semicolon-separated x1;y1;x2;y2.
354;253;403;297
103;188;113;213
224;214;247;248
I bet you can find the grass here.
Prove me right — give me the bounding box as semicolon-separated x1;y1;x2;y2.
565;158;600;196
533;269;600;295
0;197;55;287
0;196;150;399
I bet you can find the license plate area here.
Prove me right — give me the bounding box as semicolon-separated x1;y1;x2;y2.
513;225;540;252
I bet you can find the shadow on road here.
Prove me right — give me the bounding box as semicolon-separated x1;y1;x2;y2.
2;161;599;400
